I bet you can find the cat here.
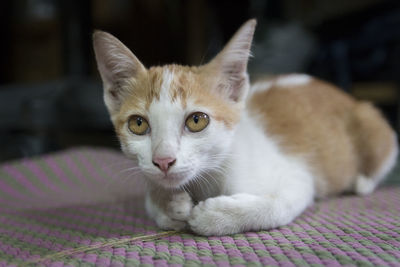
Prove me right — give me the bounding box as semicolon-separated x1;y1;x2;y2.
93;19;398;236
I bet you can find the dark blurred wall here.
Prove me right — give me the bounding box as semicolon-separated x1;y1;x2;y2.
0;0;399;162
0;2;13;83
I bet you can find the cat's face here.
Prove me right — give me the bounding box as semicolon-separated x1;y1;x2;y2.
114;66;241;188
93;20;256;188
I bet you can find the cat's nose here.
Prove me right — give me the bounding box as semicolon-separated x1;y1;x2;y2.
152;157;176;173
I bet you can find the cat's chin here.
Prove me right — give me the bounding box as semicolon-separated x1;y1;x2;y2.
146;172;194;189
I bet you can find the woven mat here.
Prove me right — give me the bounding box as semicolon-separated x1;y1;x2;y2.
0;148;399;266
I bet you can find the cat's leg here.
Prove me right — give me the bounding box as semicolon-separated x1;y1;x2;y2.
354;175;377;195
188;185;313;236
145;189;193;230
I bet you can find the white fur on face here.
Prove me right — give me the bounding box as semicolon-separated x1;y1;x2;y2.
122;69;236;189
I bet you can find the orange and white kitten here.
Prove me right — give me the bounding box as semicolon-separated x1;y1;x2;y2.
93;20;398;236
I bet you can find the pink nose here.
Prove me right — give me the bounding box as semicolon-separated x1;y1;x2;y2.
152;157;176;173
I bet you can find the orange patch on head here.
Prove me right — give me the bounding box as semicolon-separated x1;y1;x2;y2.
112;68;164;133
113;64;242;134
168;65;242;129
191;90;241;129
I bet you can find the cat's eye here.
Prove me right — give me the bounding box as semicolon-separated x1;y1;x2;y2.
128;115;150;135
185;112;209;132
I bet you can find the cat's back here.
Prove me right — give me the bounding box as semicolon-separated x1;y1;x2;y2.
247;74;397;197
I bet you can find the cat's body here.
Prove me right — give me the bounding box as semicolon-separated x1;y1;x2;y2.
248;75;397;198
93;20;398;236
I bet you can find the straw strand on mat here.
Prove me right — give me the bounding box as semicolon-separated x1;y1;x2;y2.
29;231;179;264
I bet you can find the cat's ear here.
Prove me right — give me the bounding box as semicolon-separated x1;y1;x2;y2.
93;31;146;113
206;19;256;102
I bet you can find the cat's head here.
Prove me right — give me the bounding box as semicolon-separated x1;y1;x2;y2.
93;20;256;188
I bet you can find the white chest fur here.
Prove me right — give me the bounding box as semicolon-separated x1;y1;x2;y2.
224;111;315;198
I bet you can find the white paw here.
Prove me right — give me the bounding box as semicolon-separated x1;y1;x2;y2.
154;212;187;231
188;196;240;236
355;175;376;195
167;191;193;221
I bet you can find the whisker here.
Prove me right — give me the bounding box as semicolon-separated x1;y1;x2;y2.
99;160;136;170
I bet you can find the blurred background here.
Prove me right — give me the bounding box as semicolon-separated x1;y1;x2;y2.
1;0;400;163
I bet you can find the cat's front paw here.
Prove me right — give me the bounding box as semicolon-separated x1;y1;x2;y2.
146;191;192;231
154;213;186;231
188;196;240;236
167;191;193;221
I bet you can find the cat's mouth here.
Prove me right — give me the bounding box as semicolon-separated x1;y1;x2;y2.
148;170;195;189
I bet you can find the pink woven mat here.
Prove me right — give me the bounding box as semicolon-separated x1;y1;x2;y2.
0;147;399;266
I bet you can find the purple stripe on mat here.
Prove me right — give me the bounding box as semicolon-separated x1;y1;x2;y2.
126;251;140;261
1;215;126;240
140;255;154;265
86;152;124;177
82;253;98;264
169;247;184;259
61;154;92;189
386;249;400;259
43;157;79;190
197;256;215;265
71;206;153;225
241;251;260;262
21;160;62;194
0;239;41;262
226;247;242;258
76;152;108;184
183;251;199;261
51;262;66;267
301;252;324;265
216;261;231;267
1;165;43;196
0;261;17;267
27;209;153;231
0;178;32;202
259;256;279;266
195;241;211;251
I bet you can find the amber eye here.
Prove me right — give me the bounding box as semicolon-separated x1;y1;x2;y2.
128;115;150;135
185;112;209;132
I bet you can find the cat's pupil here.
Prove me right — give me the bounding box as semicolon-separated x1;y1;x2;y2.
193;115;199;124
136;117;142;126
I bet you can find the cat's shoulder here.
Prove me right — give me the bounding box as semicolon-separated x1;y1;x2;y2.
250;74;313;94
248;73;356;111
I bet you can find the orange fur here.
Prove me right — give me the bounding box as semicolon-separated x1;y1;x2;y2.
114;64;241;135
249;77;397;197
93;20;398;235
94;22;396;199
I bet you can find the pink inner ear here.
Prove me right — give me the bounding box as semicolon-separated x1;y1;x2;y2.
217;62;248;102
217;78;246;102
205;21;255;103
109;89;118;99
94;30;147;110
